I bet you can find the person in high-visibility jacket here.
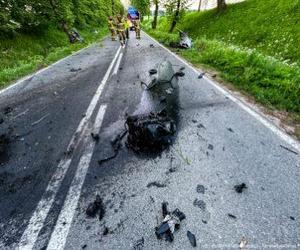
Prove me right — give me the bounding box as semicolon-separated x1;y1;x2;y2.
124;17;130;39
116;14;126;46
108;16;116;41
133;19;141;40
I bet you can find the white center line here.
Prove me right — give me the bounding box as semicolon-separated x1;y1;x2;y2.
46;105;107;250
18;46;121;250
113;52;124;75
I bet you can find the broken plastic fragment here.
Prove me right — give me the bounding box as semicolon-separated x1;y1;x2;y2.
187;231;197;247
86;195;105;220
234;183;247;193
239;237;247;249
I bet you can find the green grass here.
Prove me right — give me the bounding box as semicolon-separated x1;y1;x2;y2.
143;0;300;116
0;26;108;89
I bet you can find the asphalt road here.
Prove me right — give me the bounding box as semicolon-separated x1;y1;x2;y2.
0;31;300;250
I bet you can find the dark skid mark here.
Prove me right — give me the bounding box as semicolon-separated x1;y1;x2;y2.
0;134;10;165
147;181;167;188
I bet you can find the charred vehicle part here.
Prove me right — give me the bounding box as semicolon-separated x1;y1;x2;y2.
126;60;184;152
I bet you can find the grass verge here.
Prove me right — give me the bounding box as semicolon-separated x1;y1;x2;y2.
143;27;300;138
0;27;108;89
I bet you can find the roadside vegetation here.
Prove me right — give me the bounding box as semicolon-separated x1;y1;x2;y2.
0;0;123;89
143;0;300;125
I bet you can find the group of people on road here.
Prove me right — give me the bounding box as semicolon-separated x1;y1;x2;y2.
108;14;141;46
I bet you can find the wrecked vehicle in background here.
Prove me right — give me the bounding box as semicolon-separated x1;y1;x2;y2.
126;61;184;152
170;29;193;49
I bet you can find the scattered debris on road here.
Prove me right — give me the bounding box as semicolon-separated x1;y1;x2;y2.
280;145;298;155
234;183;247;193
133;237;144;250
193;199;206;211
150;44;155;48
239;237;248;249
196;184;205;194
155;203;186;242
86;195;105;220
187;231;197;247
98;129;127;165
228;213;237;219
70;67;82;72
198;72;206;79
147;181;167;188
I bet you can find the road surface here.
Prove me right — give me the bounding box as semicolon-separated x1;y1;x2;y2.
0;31;300;250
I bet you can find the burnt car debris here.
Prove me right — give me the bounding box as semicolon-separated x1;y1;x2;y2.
126;60;184;152
155;202;186;242
170;29;193;49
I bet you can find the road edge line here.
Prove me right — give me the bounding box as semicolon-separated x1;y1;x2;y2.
143;31;300;153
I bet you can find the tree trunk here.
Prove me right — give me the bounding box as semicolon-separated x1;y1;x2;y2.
152;0;159;29
198;0;202;11
169;0;180;33
217;0;226;11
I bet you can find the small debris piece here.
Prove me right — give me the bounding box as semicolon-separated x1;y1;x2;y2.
91;133;100;142
162;202;169;218
208;144;214;150
290;216;295;221
149;69;158;75
3;106;13;115
187;231;197;247
197;123;205;129
192;119;197;123
155;207;186;242
280;145;298;155
228;213;237;219
70;67;82;72
103;227;109;235
227;128;234;133
196;185;205;194
147;181;166;188
202;220;207;224
150;44;155;48
198;72;205;79
168;167;176;173
86;195;105;220
193;199;206;211
212;74;217;78
81;244;87;249
234;183;247;193
239;237;247;249
133;237;144;250
0;118;4;124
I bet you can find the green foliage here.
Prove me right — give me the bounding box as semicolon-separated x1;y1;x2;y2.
0;26;107;89
179;0;300;66
0;0;123;36
143;0;300;114
130;0;151;17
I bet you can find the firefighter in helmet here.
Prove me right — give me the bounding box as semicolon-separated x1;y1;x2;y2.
133;19;141;40
116;14;126;46
108;16;116;41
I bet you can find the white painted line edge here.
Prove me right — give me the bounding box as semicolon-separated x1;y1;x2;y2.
113;52;124;75
46;105;107;250
18;46;121;250
143;31;300;153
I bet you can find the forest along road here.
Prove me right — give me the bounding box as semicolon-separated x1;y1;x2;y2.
0;31;300;250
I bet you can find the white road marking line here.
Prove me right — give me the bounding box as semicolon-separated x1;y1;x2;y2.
18;46;121;250
143;31;300;153
46;105;107;250
113;52;124;75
